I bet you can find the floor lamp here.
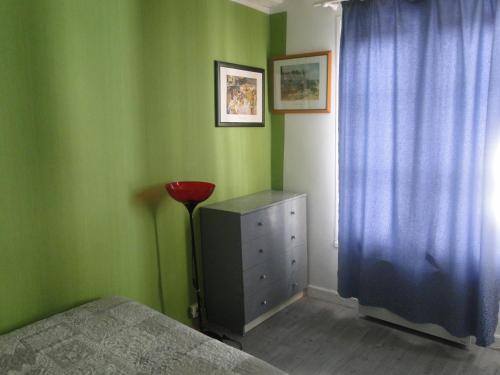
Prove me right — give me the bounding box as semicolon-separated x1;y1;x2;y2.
165;181;241;348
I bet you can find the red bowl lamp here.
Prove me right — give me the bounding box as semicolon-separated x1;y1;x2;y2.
165;181;215;213
165;181;215;332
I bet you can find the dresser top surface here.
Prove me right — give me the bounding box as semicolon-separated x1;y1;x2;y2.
202;190;306;214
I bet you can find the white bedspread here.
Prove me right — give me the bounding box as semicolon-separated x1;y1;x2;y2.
0;296;285;374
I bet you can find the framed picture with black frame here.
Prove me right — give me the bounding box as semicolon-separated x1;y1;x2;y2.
214;61;265;127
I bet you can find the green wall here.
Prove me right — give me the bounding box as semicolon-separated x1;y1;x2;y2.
0;0;284;333
0;0;159;333
270;12;287;190
142;0;273;324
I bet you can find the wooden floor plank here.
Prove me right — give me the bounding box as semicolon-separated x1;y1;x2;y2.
236;297;500;375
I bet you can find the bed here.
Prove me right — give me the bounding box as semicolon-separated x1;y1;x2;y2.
0;296;284;374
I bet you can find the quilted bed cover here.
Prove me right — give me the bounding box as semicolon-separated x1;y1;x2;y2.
0;296;284;374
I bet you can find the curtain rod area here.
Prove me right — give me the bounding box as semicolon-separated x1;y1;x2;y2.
314;0;365;9
313;1;345;11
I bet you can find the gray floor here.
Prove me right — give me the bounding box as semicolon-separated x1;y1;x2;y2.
238;297;500;375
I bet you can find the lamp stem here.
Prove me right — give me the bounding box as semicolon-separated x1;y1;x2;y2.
187;205;204;332
183;201;242;350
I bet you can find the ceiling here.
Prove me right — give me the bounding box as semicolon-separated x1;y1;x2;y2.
231;0;286;14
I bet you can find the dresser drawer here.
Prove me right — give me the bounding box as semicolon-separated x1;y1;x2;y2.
285;225;307;249
287;244;307;272
286;196;307;225
241;203;287;242
243;255;288;297
286;244;307;293
287;265;307;297
286;245;307;285
286;197;307;247
200;190;307;334
242;229;288;270
244;282;288;323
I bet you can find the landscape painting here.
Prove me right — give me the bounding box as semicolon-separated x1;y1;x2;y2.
280;62;320;101
272;51;332;113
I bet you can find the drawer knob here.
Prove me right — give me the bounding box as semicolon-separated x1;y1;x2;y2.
261;300;268;305
291;235;296;240
259;248;264;253
291;211;296;215
260;274;267;280
291;259;296;265
257;222;263;226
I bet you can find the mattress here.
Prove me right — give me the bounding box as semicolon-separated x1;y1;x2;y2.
0;296;284;374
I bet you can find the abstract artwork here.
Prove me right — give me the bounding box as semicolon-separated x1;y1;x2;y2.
215;61;265;127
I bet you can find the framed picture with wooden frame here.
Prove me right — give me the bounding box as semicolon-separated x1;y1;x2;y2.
272;50;332;114
214;61;265;127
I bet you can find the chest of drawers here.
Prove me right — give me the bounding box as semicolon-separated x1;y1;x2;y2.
200;190;307;335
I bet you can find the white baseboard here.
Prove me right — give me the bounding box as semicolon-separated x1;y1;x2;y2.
492;334;500;349
306;284;500;349
244;291;304;334
306;285;357;309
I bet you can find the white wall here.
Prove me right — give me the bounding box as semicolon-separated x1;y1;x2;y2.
280;0;342;295
278;1;500;345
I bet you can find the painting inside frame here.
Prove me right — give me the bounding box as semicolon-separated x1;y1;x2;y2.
215;61;265;127
272;51;332;113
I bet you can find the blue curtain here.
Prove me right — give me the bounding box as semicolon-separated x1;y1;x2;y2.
338;0;500;346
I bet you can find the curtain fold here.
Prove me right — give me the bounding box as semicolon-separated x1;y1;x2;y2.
338;0;500;346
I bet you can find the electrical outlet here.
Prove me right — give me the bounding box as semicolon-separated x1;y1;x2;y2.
189;303;199;319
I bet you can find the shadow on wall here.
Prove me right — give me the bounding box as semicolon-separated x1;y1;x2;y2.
134;185;170;315
133;184;199;319
0;0;273;334
0;0;159;334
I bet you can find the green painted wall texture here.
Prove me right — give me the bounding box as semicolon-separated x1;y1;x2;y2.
270;12;287;190
142;0;273;325
0;0;284;333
